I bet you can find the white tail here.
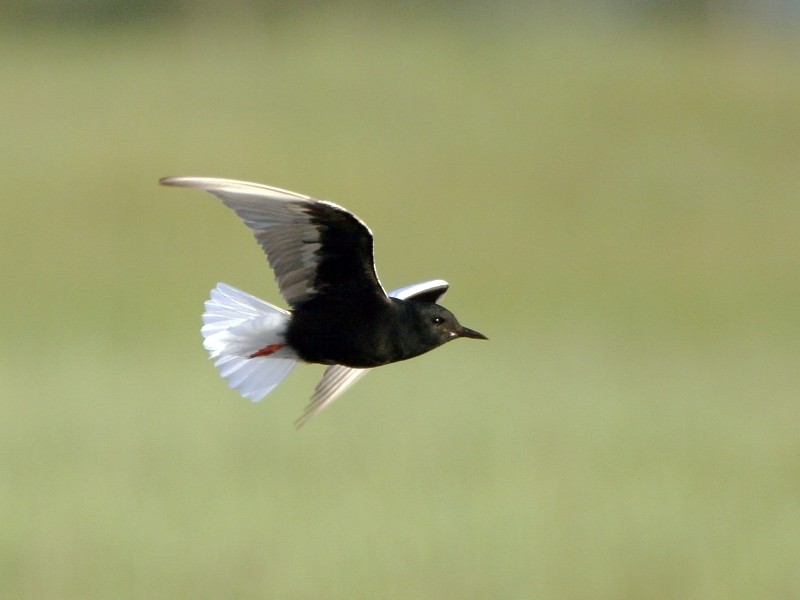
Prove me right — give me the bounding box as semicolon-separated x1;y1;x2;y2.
201;283;299;401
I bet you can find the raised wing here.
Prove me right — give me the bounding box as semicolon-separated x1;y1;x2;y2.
294;279;450;427
160;176;385;307
388;279;448;304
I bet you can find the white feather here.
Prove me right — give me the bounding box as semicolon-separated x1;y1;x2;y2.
201;283;299;402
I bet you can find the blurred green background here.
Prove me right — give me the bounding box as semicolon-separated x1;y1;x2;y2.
2;3;800;598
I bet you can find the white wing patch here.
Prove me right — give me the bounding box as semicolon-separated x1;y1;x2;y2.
390;279;449;301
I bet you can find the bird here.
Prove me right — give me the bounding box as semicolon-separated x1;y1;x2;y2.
160;176;487;426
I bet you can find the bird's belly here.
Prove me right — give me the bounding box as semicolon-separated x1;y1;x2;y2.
291;334;394;368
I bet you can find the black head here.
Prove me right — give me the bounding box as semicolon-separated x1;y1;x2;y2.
401;301;487;357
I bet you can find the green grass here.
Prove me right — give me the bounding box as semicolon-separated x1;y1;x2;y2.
2;9;800;599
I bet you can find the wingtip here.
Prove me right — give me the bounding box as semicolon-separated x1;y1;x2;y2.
293;397;328;429
159;176;242;190
159;176;202;188
294;404;323;429
293;402;331;429
158;176;315;202
294;413;313;430
293;365;371;429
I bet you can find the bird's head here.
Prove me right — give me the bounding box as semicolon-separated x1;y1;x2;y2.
408;302;488;350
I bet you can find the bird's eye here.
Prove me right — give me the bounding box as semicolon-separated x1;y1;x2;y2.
432;316;444;325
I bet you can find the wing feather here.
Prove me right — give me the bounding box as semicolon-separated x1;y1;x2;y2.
160;176;384;307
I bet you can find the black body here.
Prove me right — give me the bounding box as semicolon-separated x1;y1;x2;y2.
287;296;469;368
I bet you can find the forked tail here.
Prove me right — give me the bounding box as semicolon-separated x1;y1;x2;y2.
201;283;299;401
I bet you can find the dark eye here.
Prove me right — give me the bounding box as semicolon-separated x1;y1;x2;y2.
432;316;444;325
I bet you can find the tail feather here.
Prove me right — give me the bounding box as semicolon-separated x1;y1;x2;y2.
201;283;299;402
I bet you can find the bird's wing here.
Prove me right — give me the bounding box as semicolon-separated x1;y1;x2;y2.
390;279;449;302
294;279;450;428
388;279;449;304
295;364;369;428
160;176;385;307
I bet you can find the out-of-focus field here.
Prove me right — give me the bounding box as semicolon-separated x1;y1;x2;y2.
2;9;799;599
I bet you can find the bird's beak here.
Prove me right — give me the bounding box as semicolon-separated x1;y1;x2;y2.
458;326;488;340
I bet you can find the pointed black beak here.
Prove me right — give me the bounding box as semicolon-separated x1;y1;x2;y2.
458;326;488;340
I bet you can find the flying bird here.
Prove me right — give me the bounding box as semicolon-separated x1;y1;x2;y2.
160;177;487;426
